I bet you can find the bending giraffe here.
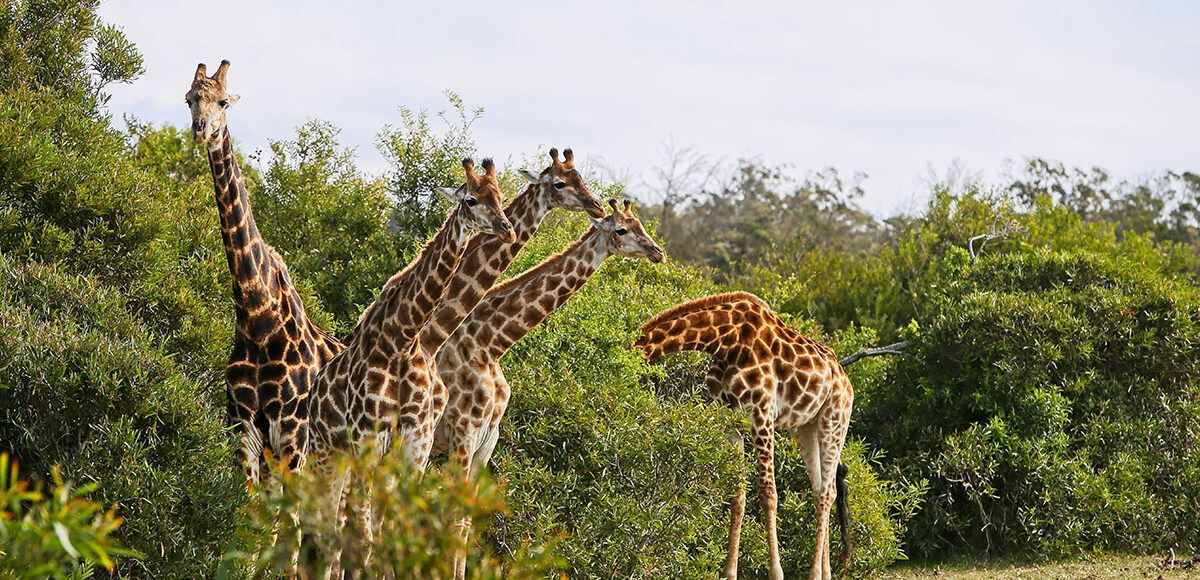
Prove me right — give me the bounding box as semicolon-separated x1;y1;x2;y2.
306;158;513;577
185;60;344;485
432;199;664;579
633;292;853;580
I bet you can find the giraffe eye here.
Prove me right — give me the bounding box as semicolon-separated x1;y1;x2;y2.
615;227;629;236
219;99;230;108
185;98;191;105
465;197;479;207
553;181;567;189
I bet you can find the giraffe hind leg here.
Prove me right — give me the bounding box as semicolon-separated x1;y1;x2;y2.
809;394;852;580
794;422;828;580
723;429;746;580
750;409;784;580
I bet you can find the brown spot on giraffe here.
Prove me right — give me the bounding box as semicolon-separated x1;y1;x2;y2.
633;291;854;580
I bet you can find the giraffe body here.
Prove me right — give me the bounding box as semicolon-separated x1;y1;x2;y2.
186;61;344;484
432;200;664;579
634;292;853;580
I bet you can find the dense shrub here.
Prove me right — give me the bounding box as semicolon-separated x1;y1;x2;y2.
0;257;244;578
229;448;555;579
859;248;1200;556
252;119;400;333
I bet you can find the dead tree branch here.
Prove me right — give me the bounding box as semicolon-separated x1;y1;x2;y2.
968;222;1021;263
839;341;911;367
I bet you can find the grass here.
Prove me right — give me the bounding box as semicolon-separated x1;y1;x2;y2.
880;553;1200;579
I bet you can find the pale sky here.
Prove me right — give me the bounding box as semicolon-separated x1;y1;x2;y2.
98;1;1200;215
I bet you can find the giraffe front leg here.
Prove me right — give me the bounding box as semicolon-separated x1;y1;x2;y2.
447;421;483;580
450;449;474;580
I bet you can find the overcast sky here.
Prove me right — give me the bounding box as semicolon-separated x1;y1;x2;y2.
98;1;1200;215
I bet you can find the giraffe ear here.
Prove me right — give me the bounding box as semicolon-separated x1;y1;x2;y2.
226;94;241;108
437;186;464;202
519;169;542;183
589;214;607;228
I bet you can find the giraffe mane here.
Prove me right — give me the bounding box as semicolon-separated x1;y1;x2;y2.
638;291;768;331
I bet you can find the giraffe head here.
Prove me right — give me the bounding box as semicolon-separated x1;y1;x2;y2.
518;148;606;218
438;158;516;242
184;60;240;145
590;198;665;263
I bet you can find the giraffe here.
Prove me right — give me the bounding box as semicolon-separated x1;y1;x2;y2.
632;292;853;580
306;158;514;576
431;199;664;579
185;60;345;486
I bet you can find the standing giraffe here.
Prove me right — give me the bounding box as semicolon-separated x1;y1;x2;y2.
306;158;513;576
186;60;345;485
432;199;664;579
632;292;853;580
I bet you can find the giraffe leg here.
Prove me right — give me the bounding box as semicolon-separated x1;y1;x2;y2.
238;419;265;487
448;425;480;580
794;422;828;580
319;465;352;580
452;424;503;580
266;416;307;577
751;409;784;580
815;393;852;580
723;429;746;580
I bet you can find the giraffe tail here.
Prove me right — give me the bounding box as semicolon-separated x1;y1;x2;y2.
836;461;852;576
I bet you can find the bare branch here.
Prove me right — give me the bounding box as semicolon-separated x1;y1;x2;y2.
645;139;720;222
839;341;911;367
968;221;1021;263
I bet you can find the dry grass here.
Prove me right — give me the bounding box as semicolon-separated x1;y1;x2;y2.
880;553;1200;579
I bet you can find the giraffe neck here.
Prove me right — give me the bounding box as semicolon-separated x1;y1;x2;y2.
207;128;277;318
634;303;755;362
351;206;473;350
475;227;610;357
418;183;549;355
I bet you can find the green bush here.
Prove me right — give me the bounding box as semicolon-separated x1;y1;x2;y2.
252;119;399;333
859;248;1200;556
228;448;555;579
0;257;245;578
